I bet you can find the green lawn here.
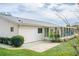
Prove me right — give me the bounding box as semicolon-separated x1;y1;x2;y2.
0;37;79;56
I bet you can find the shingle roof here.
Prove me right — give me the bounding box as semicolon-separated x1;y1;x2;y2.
0;14;59;27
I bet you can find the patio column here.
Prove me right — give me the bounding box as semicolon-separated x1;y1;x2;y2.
64;27;65;37
54;27;56;39
61;27;63;37
74;28;76;34
53;27;56;39
69;28;71;36
73;28;74;35
59;27;61;38
49;28;50;38
58;27;62;38
67;28;69;36
61;27;64;37
63;27;65;37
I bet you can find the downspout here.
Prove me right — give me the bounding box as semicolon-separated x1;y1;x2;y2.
18;24;20;35
17;19;23;35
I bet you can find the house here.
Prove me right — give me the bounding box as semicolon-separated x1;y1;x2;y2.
0;14;77;43
0;14;58;43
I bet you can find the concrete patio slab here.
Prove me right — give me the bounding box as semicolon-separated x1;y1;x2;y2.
22;41;60;52
0;40;60;52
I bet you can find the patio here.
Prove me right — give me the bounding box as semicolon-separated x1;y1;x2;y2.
0;40;60;52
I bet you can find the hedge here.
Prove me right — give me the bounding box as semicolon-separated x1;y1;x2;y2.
0;35;24;47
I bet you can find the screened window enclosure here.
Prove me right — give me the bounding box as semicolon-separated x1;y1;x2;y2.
44;27;60;40
60;27;75;38
44;27;75;41
49;28;56;39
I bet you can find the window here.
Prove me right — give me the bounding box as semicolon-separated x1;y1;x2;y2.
38;28;42;33
10;27;14;32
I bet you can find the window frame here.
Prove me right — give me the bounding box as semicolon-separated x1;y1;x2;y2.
10;27;14;32
38;28;42;33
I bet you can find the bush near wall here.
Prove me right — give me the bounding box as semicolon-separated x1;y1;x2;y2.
49;32;60;42
0;35;24;47
11;35;24;47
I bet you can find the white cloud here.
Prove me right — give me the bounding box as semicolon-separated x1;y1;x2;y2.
0;3;79;26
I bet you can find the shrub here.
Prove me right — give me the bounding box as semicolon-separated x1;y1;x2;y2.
54;34;60;42
51;34;60;42
54;34;60;38
0;35;24;47
49;32;54;38
0;37;11;45
11;35;24;47
2;37;7;44
0;37;4;43
5;38;11;45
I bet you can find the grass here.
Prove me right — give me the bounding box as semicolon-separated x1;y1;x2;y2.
41;38;78;56
0;48;40;56
0;37;79;56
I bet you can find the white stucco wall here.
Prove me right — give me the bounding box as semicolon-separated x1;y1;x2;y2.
0;17;45;43
0;18;19;37
19;26;44;43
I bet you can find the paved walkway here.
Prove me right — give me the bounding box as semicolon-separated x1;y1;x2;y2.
0;40;60;52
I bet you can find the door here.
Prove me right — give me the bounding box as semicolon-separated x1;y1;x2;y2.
37;28;44;40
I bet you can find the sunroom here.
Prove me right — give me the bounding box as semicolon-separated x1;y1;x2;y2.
44;27;76;41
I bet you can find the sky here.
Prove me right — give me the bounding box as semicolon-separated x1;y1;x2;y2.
0;3;79;26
